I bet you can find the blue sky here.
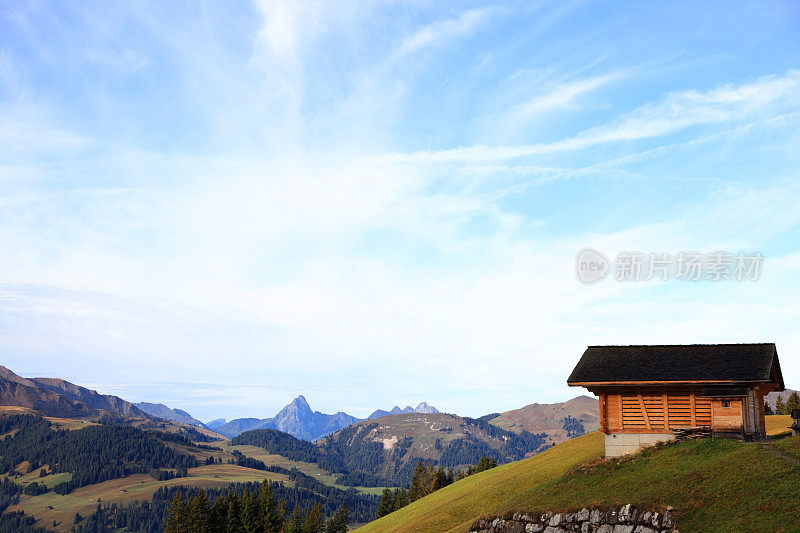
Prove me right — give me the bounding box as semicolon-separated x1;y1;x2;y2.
1;1;799;422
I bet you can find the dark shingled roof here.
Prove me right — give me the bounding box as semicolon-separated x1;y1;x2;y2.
568;343;783;389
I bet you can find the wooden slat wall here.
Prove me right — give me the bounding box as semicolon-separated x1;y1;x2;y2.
606;391;621;431
711;399;743;431
602;386;714;433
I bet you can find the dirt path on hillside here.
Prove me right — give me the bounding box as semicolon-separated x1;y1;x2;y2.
759;443;799;466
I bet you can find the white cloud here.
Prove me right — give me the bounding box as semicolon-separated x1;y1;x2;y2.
391;69;800;163
393;8;494;59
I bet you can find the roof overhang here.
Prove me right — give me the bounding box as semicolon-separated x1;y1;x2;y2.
696;385;750;398
568;379;770;387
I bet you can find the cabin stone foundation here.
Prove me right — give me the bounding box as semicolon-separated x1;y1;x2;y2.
605;433;675;458
469;504;677;533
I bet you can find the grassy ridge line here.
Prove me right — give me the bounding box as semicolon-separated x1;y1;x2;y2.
361;431;800;533
359;432;605;533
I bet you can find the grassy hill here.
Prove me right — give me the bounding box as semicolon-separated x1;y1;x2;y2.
488;395;599;444
361;427;800;532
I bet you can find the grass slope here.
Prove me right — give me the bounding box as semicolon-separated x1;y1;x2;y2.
11;464;288;532
361;431;800;533
766;414;792;438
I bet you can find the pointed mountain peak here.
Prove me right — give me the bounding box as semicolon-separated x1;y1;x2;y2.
415;402;439;413
292;395;310;408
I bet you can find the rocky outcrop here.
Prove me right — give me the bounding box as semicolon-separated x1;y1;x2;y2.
469;504;677;533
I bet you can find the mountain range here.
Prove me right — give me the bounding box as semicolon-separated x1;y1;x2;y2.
214;395;361;441
134;401;208;428
366;402;439;419
213;397;443;440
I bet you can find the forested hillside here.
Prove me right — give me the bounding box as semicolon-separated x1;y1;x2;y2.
234;413;548;485
0;414;199;494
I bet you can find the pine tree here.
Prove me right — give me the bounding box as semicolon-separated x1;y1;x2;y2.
776;396;787;415
225;493;242;533
325;504;348;533
242;488;261;533
409;460;427;502
392;487;409;511
786;391;800;415
187;489;209;533
764;401;774;415
302;502;324;533
258;480;282;533
432;466;448;491
376;488;394;518
165;492;187;533
287;504;303;533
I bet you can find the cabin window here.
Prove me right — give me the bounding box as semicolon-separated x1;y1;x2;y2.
721;400;730;408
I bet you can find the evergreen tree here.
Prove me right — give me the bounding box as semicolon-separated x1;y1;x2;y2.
225;493;242;533
287;504;303;533
165;493;187;533
302;502;324;533
432;466;448;491
776;396;787;415
258;480;282;533
376;488;394;518
242;488;261;533
187;489;209;533
409;461;428;501
392;487;409;511
764;401;774;415
325;504;348;533
786;391;800;414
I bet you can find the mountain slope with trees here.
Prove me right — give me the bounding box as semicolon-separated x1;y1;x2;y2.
487;395;599;445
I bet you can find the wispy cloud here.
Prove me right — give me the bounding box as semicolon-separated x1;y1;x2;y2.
393;7;494;59
1;1;799;420
388;70;800;163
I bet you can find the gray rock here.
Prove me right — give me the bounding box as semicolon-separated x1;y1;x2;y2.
597;526;614;533
513;513;522;521
577;508;590;522
618;504;635;524
526;524;544;533
613;526;634;533
521;514;533;523
506;522;526;533
662;509;675;529
565;513;577;524
649;513;660;528
634;527;657;533
590;509;604;525
580;523;591;533
493;518;501;528
549;514;563;527
544;527;566;533
640;512;651;526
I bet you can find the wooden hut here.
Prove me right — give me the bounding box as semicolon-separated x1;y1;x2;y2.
567;343;785;457
791;409;800;437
